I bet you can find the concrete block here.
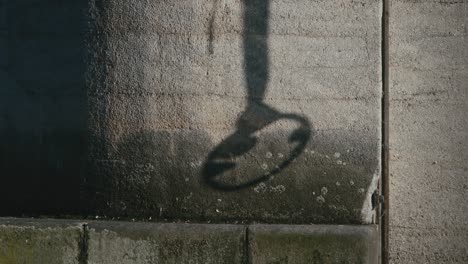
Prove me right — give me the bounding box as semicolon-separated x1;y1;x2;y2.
87;221;246;264
249;224;379;264
0;218;84;264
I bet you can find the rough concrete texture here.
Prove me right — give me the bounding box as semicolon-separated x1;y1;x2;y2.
249;224;379;264
87;221;246;264
0;0;381;223
0;218;84;264
389;0;468;263
84;0;382;224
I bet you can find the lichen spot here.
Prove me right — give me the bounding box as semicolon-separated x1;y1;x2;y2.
350;180;355;186
277;153;284;158
316;195;325;204
261;163;268;170
271;185;286;193
334;152;341;158
336;181;341;186
266;152;273;158
321;187;328;195
254;182;267;193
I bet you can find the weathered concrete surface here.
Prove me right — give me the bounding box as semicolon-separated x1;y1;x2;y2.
0;218;378;264
85;0;382;224
0;218;84;264
249;224;379;264
0;0;381;223
389;1;468;263
87;221;246;264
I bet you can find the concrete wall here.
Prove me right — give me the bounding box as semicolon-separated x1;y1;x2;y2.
84;0;382;224
389;0;468;263
0;0;382;224
2;0;468;262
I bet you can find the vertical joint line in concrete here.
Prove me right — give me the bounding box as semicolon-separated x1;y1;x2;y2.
244;225;251;264
380;0;390;263
78;223;89;264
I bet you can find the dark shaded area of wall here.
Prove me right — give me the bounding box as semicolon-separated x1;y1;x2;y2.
0;0;88;216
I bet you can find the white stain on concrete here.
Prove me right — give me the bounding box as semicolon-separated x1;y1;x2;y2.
316;195;325;203
321;187;328;195
270;185;286;193
254;182;267;193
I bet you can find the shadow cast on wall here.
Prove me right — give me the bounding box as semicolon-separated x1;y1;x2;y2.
203;0;313;191
0;1;88;215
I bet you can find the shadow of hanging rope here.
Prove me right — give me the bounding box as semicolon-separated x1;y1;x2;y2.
203;0;313;191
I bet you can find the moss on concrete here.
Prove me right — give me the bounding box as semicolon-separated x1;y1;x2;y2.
87;221;246;264
0;219;82;264
249;224;379;264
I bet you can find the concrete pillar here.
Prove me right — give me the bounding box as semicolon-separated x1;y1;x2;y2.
389;1;468;262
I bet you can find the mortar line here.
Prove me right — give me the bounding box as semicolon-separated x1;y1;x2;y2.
381;0;390;263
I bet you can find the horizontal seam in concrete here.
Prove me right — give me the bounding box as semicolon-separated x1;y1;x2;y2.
87;92;381;101
88;31;378;39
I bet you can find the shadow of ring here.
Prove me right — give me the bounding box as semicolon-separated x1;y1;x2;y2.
202;113;313;191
